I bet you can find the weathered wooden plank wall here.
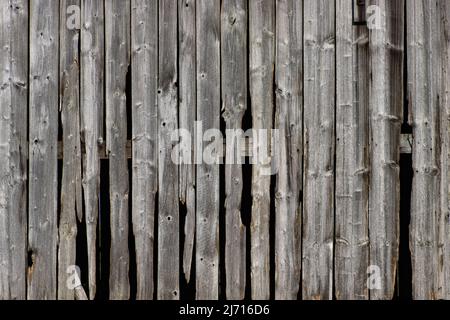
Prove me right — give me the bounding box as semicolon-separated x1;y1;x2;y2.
2;0;450;300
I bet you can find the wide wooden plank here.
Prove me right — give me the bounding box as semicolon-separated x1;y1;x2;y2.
274;0;303;300
179;0;196;285
302;0;335;300
249;0;274;300
0;0;28;300
368;0;404;300
80;0;104;300
335;0;370;300
196;0;220;300
131;0;158;300
58;0;82;300
158;0;179;300
105;0;130;300
221;0;247;300
28;0;59;300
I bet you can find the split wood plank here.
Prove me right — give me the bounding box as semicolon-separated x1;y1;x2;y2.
179;0;196;285
81;0;104;300
368;0;404;300
249;0;274;300
105;0;130;300
158;0;180;300
335;0;370;300
131;0;158;300
0;0;28;300
58;0;82;300
274;0;303;300
28;0;59;300
303;0;335;300
196;0;220;300
221;0;247;300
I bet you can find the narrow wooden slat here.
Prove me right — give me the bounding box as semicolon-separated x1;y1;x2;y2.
179;0;196;285
368;0;404;300
274;0;303;300
221;0;247;300
28;0;59;300
335;0;370;300
249;0;274;300
158;0;179;300
80;0;104;300
105;0;130;300
196;0;220;300
131;0;158;300
58;0;82;300
0;0;28;300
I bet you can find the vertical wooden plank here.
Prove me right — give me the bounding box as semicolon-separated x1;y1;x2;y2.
158;0;179;300
439;0;450;300
274;0;303;300
368;0;404;300
58;0;82;300
249;0;274;300
196;0;220;300
131;0;158;300
179;0;196;285
221;0;247;300
81;0;104;300
303;0;335;300
335;0;370;300
0;0;28;300
28;0;59;300
105;0;130;300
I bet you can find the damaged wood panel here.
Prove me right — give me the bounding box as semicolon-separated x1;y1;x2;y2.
28;0;59;300
105;0;130;300
58;0;82;300
0;0;28;300
131;0;158;300
303;0;335;300
335;0;370;300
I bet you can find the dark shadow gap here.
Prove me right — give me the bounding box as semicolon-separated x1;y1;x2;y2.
98;159;110;300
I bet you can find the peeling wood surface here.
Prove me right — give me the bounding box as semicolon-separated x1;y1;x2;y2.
105;0;130;300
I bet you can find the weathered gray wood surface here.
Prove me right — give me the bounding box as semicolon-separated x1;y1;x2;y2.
274;0;303;300
249;0;274;301
335;0;370;300
303;0;335;300
28;0;59;300
81;0;104;300
58;0;82;300
368;0;404;300
221;0;247;300
158;0;179;301
105;0;130;300
196;0;220;300
131;0;158;300
0;0;28;300
179;0;196;285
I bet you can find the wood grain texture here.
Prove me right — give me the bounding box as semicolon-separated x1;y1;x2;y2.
28;0;59;300
274;0;303;300
303;0;335;300
0;0;28;300
221;0;247;300
81;0;104;300
408;0;441;300
131;0;158;300
158;0;179;300
368;0;404;300
105;0;130;300
179;0;196;285
249;0;274;300
335;0;370;300
58;0;82;300
196;0;220;300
